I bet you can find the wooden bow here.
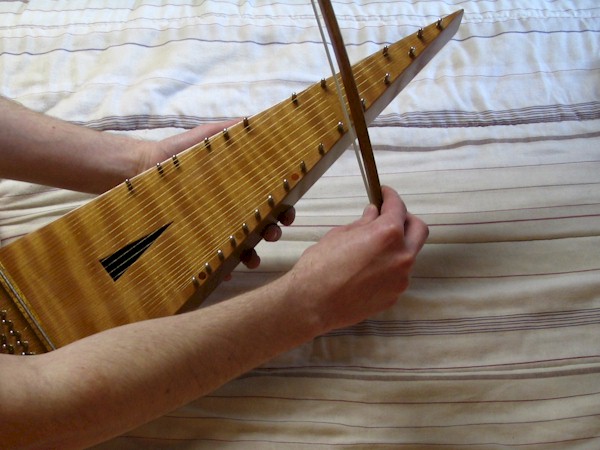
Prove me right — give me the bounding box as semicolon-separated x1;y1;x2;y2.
314;0;383;209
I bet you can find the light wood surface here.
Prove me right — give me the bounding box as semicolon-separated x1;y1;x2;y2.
0;10;463;353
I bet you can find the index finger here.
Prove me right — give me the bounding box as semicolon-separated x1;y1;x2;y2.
379;186;408;221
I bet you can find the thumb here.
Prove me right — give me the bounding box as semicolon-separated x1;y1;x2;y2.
161;119;240;154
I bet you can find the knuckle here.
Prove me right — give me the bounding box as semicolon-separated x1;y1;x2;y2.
377;220;404;246
396;276;410;293
395;252;416;272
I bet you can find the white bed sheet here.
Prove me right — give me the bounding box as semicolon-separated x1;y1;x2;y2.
1;1;599;448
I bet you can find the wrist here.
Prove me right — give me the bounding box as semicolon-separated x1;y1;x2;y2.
274;270;329;339
91;132;146;193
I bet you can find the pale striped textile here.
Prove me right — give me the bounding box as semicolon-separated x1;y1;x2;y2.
1;1;599;448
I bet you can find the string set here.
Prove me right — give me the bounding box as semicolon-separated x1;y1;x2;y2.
25;14;443;320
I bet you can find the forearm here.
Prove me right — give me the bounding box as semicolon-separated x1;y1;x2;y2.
3;274;321;449
0;97;143;194
0;187;428;449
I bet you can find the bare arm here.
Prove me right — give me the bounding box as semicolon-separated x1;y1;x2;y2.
0;187;428;449
3;276;317;449
0;97;282;265
0;97;235;194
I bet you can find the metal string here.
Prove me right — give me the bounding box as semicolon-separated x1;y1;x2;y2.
29;13;440;317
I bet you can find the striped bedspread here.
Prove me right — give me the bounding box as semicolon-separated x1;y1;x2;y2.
1;1;599;448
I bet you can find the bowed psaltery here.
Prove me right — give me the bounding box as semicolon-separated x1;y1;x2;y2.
0;7;464;355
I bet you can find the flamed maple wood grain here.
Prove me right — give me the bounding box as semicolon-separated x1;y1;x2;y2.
0;10;463;353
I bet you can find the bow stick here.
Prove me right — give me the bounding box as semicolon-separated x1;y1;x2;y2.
313;0;384;210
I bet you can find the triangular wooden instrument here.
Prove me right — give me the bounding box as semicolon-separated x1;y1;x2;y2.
0;10;463;354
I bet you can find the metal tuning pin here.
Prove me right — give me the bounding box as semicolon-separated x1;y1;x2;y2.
337;121;344;133
125;179;133;192
300;160;307;173
318;142;325;155
204;262;212;275
291;92;298;104
268;194;275;207
204;137;211;149
409;46;416;58
156;162;164;175
417;28;424;39
243;117;250;128
382;45;389;57
384;73;391;85
283;178;290;191
436;18;444;30
229;235;237;247
172;155;180;168
320;78;327;89
242;222;250;234
254;209;261;221
361;98;366;110
192;276;200;288
223;128;230;140
217;249;225;261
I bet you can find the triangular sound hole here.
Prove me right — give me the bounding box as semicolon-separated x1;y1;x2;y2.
100;222;172;281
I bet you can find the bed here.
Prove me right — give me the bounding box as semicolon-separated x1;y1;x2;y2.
1;1;599;448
